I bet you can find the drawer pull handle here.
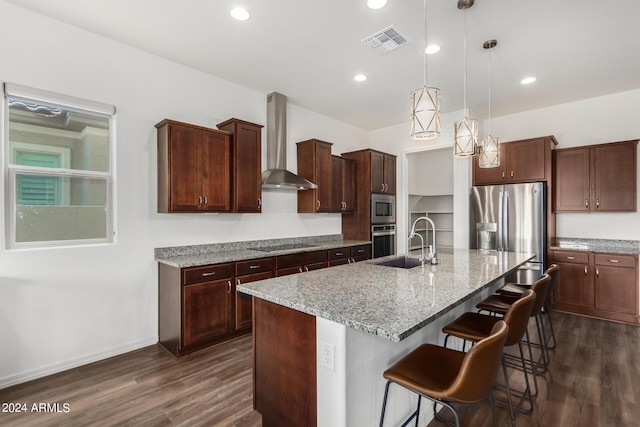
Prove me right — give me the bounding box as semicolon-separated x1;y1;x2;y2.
249;265;261;269
335;252;344;256
566;256;575;260
608;259;619;263
357;249;365;253
201;272;216;277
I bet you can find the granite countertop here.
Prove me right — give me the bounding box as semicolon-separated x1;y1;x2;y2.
155;235;371;268
551;238;640;255
238;249;534;342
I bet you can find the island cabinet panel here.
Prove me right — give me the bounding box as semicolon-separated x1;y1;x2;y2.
217;118;264;213
156;119;232;213
473;136;556;186
235;258;274;331
297;139;333;213
276;250;327;276
552;250;639;324
554;140;638;212
253;298;316;427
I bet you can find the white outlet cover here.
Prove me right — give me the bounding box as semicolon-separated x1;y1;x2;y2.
320;341;335;371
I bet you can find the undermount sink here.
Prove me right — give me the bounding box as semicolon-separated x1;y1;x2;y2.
374;256;423;269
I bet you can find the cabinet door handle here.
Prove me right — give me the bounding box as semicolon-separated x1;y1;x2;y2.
236;278;241;286
258;198;262;209
608;259;619;263
347;258;352;264
596;268;599;277
510;170;514;178
304;266;309;272
198;196;203;207
566;256;575;260
228;280;232;293
298;267;303;273
316;200;321;211
596;199;600;209
502;171;505;179
203;196;208;207
585;199;589;209
381;183;385;192
249;264;261;269
201;272;216;277
350;257;356;263
584;266;588;275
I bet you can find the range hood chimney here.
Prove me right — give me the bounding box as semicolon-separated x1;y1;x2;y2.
261;92;317;190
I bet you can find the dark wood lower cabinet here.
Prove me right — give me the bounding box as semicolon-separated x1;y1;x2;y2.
552;250;639;324
254;298;316;427
158;244;370;357
183;279;233;346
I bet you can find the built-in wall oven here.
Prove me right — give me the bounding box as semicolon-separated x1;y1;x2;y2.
371;224;396;258
371;193;395;224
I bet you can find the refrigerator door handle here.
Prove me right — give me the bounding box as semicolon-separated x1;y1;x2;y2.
503;191;509;252
497;191;504;251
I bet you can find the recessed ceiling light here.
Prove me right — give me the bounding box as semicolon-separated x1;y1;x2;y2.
521;76;536;85
425;44;441;55
367;0;388;10
230;7;250;21
354;74;367;82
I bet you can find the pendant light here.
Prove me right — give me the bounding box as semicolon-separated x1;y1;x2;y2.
478;39;500;168
453;0;478;157
410;0;441;140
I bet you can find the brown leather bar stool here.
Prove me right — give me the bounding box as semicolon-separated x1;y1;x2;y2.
476;274;552;375
442;290;536;427
497;264;560;350
379;321;508;427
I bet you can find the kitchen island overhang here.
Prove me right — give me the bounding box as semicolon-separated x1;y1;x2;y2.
239;249;535;427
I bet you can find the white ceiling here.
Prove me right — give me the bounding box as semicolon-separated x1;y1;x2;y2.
6;0;640;131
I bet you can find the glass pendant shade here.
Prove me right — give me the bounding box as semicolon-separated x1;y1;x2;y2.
410;86;441;139
453;117;478;157
479;135;500;168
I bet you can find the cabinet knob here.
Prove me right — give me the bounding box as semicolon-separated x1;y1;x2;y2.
596;199;600;209
585;199;589;209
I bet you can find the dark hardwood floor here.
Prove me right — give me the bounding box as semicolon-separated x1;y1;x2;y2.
1;312;639;426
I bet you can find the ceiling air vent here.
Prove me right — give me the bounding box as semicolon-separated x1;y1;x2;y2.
362;25;411;55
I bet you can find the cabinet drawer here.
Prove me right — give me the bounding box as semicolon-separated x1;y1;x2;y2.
351;244;371;259
183;263;234;285
236;258;274;276
594;253;637;268
276;250;327;270
328;248;350;261
553;251;589;264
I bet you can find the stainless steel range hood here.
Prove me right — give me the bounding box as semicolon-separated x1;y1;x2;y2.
261;92;317;190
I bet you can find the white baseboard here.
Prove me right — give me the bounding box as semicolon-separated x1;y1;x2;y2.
0;336;159;389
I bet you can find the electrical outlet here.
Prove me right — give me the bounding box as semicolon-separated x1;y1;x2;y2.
320;341;335;371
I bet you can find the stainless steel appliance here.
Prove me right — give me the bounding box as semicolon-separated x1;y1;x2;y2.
371;224;396;258
471;182;546;283
371;193;395;224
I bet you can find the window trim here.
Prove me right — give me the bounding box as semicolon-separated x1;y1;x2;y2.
3;83;116;250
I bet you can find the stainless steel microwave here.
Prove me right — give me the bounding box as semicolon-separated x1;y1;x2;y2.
371;193;395;224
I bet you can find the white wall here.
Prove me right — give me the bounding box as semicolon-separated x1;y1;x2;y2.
490;89;640;240
0;0;367;387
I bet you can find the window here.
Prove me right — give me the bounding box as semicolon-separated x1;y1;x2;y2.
4;83;116;249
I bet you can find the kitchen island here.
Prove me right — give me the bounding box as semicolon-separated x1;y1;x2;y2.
238;248;534;427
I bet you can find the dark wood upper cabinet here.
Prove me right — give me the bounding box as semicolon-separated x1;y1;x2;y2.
331;156;356;213
217;118;264;213
554;140;637;212
297;139;333;213
156;119;231;213
370;151;396;194
473;136;556;186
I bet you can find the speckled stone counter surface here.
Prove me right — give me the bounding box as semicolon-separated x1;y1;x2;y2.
154;234;371;268
551;237;640;255
238;249;534;342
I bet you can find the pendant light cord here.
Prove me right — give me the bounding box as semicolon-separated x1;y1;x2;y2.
463;9;468;113
423;0;427;86
488;44;491;135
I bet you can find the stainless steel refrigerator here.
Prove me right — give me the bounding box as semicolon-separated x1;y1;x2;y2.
470;182;546;283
